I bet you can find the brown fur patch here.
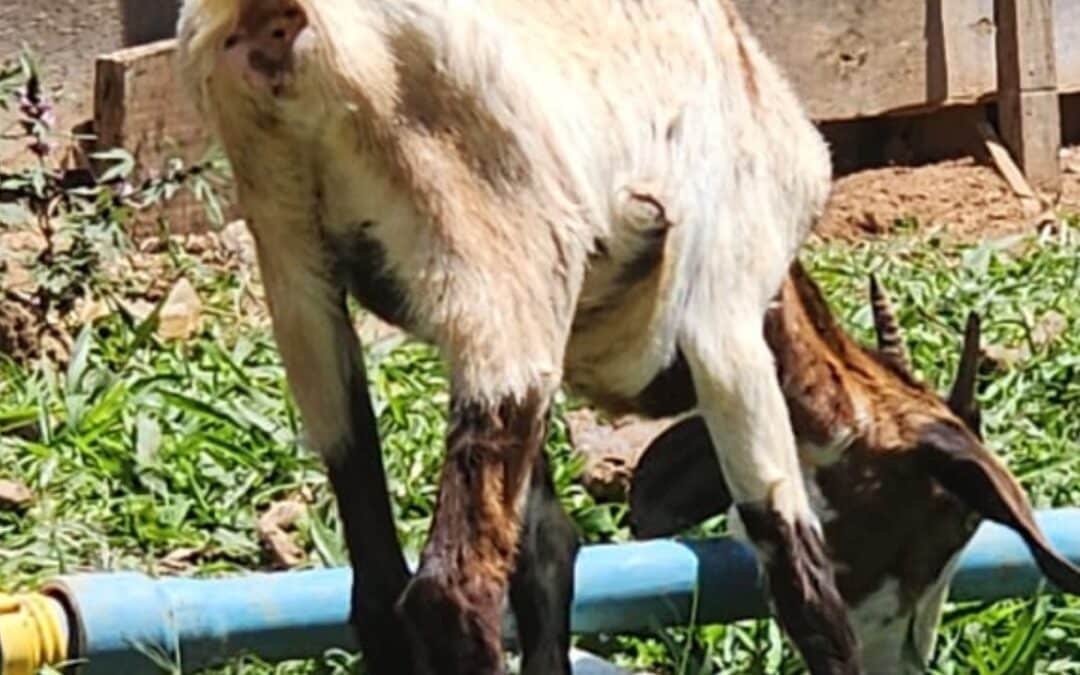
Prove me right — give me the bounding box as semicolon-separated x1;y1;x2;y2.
813;442;973;607
916;421;1080;595
390;27;531;193
399;390;549;675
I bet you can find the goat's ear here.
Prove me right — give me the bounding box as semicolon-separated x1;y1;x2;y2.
869;275;911;374
918;422;1080;594
947;312;982;437
627;416;732;539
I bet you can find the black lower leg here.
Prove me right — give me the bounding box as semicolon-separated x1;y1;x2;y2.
326;371;413;675
738;502;862;675
509;452;580;675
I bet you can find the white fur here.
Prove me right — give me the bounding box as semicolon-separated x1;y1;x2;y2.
177;0;830;543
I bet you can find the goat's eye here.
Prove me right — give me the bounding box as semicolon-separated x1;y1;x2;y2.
225;34;240;49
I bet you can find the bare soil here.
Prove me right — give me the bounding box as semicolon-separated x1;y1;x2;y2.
816;151;1080;242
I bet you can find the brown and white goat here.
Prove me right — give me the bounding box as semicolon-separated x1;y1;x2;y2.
629;261;1080;673
176;1;855;673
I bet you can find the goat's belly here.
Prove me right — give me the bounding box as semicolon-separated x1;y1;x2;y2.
563;250;692;417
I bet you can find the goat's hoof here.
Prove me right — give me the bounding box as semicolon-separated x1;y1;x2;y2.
396;572;506;675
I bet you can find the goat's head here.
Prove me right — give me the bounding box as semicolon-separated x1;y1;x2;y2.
628;263;1080;672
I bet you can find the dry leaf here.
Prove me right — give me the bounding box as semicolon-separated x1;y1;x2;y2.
257;499;307;569
157;278;203;341
981;344;1030;372
221;220;256;266
0;480;34;510
1032;311;1068;348
566;409;670;502
157;546;206;574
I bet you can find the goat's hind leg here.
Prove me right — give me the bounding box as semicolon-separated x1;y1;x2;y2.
255;244;413;675
510;452;580;675
681;323;860;675
326;377;413;675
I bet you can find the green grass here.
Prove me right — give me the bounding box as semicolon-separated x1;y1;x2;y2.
1;223;1078;674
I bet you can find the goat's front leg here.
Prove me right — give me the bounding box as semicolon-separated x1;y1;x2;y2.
682;323;861;675
255;241;412;675
397;383;556;675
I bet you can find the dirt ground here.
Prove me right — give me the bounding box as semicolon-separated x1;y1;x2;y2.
816;150;1080;241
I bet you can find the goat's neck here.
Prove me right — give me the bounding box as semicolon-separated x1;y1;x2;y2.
766;263;945;459
764;264;863;455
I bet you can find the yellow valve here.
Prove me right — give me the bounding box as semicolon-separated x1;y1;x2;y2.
0;593;69;675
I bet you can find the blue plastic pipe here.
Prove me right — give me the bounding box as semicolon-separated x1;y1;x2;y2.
5;508;1078;674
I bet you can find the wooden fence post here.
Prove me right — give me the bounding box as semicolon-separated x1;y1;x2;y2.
995;0;1062;193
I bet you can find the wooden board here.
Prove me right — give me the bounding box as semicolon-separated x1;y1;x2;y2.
94;39;224;235
734;0;1080;121
995;0;1061;192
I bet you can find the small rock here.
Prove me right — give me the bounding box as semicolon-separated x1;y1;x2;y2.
71;296;111;326
183;234;214;255
1032;310;1068;349
356;312;405;347
0;231;46;252
1061;147;1080;174
257;499;307;569
157;278;203;341
138;236;168;254
0;480;34;511
122;298;158;323
221;220;256;266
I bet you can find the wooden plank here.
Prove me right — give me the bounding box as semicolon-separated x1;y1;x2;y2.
734;0;930;120
94;39;223;235
732;0;1080;121
1053;0;1080;92
995;0;1062;192
996;0;1059;91
976;121;1038;200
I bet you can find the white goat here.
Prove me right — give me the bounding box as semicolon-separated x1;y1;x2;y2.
176;1;853;673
